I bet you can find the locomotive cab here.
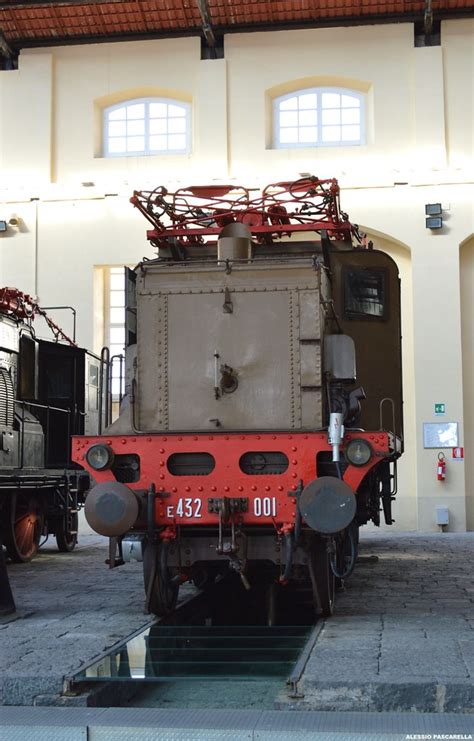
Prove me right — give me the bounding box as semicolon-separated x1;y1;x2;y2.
74;177;403;619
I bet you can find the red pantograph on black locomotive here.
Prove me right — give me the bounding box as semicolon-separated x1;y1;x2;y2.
74;176;403;617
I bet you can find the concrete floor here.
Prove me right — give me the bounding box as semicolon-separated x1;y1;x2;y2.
1;531;473;713
278;531;474;713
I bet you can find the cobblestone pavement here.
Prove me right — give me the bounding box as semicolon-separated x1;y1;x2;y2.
278;531;474;713
0;534;193;705
1;531;473;712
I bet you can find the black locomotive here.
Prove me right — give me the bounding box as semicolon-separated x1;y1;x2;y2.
0;287;105;562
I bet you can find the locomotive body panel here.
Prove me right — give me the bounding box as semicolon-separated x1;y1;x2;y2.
136;262;329;432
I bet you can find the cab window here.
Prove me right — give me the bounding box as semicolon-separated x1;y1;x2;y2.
344;268;386;319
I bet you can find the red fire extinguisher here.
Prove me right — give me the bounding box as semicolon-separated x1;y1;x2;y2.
437;452;446;481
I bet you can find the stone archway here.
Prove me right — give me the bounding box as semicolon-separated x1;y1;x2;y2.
361;229;416;531
460;237;474;530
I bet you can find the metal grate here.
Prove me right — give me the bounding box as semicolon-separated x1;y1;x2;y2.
0;367;14;427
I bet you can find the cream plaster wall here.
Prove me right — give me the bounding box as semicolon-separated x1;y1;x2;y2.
460;238;474;530
0;20;473;531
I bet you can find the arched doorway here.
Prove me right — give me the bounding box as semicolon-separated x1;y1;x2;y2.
460;237;474;530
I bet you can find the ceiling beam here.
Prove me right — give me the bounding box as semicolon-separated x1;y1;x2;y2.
0;31;14;60
196;0;216;47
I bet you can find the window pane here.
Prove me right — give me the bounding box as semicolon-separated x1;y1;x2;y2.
342;125;361;142
111;378;122;396
149;118;167;135
110;307;125;324
280;111;298;127
149;102;168;118
280;96;297;110
127;119;145;136
322;93;341;108
149;134;168;151
127;103;145;120
110;266;124;275
342;94;358;108
299;127;318;143
110;328;125;345
109;107;126;121
274;88;363;150
168;134;186;150
322;109;341;125
322;126;341;142
110;291;125;307
110;273;124;291
127;136;145;152
168;104;186;117
279;128;298;144
341;108;360;125
168;117;186;134
345;269;385;317
109;344;125;357
298;93;317;110
299;109;317;126
108;138;126;153
108;121;126;137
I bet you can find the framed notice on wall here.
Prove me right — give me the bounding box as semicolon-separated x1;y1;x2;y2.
423;422;459;449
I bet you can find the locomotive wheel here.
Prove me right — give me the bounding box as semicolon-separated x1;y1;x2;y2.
4;492;44;563
308;536;335;618
143;539;179;616
56;512;79;553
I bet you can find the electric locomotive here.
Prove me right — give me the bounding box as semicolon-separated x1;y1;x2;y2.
75;177;403;618
0;288;104;562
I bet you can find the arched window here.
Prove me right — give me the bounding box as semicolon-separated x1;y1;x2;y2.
273;88;365;148
104;98;191;157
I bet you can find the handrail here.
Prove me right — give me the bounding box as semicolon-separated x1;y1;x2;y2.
109;354;125;405
379;396;403;452
17;400;71;414
98;346;111;434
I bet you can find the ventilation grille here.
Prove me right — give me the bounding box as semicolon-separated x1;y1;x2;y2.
0;368;14;427
167;453;215;476
239;451;289;475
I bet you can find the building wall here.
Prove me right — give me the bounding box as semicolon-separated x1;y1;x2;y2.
0;20;472;531
460;238;474;530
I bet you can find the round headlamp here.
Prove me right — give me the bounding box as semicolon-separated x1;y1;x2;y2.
86;444;115;471
345;438;372;467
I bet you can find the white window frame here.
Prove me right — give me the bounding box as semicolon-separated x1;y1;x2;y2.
273;87;365;149
103;97;191;157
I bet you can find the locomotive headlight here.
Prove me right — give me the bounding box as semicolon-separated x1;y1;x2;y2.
345;438;372;467
86;444;114;471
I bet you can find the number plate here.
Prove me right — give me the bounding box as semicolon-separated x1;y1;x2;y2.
167;498;202;519
166;496;278;519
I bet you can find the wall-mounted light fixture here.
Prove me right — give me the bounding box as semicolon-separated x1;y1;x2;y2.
425;203;443;230
0;220;7;232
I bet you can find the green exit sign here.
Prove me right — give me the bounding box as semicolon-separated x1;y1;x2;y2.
435;403;446;415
